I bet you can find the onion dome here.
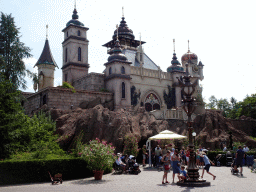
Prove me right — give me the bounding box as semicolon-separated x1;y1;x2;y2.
167;53;184;73
112;17;135;40
66;9;84;27
181;50;198;64
108;40;128;62
34;39;58;68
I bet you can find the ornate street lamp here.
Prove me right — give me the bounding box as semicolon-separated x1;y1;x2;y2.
177;61;210;187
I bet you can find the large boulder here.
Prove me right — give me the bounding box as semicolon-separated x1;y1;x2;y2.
55;105;169;152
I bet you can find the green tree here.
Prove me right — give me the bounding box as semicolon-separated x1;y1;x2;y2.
0;12;32;90
0;79;22;158
206;95;217;109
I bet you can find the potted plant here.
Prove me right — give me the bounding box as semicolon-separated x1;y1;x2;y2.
81;138;116;180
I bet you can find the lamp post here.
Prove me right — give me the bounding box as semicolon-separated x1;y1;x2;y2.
176;62;210;187
192;132;196;164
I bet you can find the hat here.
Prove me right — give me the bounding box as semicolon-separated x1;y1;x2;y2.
117;153;121;156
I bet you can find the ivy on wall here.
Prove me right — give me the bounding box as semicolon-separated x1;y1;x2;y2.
131;86;141;106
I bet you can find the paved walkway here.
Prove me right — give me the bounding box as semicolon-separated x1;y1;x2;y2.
1;166;255;192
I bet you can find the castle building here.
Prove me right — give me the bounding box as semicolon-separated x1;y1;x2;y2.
23;7;205;120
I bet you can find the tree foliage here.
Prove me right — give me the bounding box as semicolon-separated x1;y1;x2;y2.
206;94;256;119
0;12;32;90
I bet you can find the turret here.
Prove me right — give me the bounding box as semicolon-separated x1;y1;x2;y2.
34;26;58;91
104;37;132;110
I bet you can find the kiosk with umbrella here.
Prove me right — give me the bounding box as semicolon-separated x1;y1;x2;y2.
146;130;187;166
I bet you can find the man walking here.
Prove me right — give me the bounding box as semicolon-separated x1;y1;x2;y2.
200;152;216;180
235;146;245;176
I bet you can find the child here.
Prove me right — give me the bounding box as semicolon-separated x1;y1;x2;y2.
178;165;188;183
200;152;216;180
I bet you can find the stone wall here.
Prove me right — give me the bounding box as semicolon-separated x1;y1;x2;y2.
23;87;113;115
72;72;105;91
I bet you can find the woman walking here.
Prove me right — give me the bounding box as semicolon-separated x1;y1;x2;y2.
162;150;171;184
171;149;181;183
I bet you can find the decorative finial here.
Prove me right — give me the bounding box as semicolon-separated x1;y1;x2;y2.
173;39;175;53
46;24;48;39
188;40;190;52
122;7;124;17
116;24;119;40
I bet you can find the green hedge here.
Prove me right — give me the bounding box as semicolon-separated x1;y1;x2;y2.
206;151;256;161
0;158;112;186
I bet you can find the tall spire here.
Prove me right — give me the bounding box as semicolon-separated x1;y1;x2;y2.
116;24;119;40
46;24;48;39
140;32;142;45
173;39;175;53
188;40;190;52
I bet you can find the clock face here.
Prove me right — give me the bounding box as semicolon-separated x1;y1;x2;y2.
192;65;199;72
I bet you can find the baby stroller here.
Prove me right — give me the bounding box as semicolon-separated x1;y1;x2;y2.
128;155;141;175
226;151;233;166
231;159;239;175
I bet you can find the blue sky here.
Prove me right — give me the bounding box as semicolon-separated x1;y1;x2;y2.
1;0;255;103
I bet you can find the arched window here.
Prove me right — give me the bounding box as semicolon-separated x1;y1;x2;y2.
65;48;68;62
122;82;125;98
67;31;68;37
109;67;112;75
121;66;125;74
78;30;80;36
78;47;81;61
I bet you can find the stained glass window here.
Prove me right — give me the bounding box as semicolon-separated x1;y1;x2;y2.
144;93;160;111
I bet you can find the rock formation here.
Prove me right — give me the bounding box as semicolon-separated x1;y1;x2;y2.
193;109;256;149
41;106;256;151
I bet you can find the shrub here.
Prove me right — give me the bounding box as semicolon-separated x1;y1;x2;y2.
62;82;76;93
99;88;109;92
123;133;139;157
81;138;115;172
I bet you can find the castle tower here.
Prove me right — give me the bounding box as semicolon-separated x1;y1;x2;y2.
104;38;132;110
167;41;185;108
61;7;89;84
34;27;58;91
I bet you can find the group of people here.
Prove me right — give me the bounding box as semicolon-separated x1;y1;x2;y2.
161;146;216;184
